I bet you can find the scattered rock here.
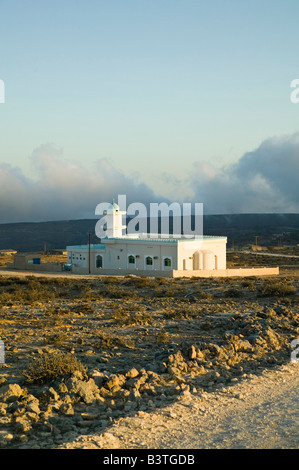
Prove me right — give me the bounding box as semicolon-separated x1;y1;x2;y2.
66;375;100;404
0;272;297;449
59;403;74;416
14;416;32;434
0;430;14;448
125;368;139;379
0;384;23;403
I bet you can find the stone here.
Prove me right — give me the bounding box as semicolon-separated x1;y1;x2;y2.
167;365;181;377
105;374;125;390
26;400;40;415
26;411;40;422
59;403;74;416
80;412;98;421
0;431;14;448
0;403;7;415
77;420;92;428
48;387;59;401
0;383;23;403
14;417;32;433
188;345;197;360
134;375;148;390
264;327;281;349
58;382;68;394
91;371;108;388
125;367;139;379
99;386;112;398
196;348;205;360
66;376;100;404
129;389;141;401
207;343;222;355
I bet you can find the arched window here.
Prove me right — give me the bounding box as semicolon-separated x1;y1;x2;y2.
164;257;172;267
128;255;135;264
96;255;103;268
145;256;153;266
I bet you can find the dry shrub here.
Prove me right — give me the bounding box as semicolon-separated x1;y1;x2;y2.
241;279;256;290
102;285;137;299
115;312;153;326
23;352;87;384
94;331;135;349
123;276;154;288
225;288;242;298
258;280;296;297
44;332;68;346
156;331;171;344
103;276;118;284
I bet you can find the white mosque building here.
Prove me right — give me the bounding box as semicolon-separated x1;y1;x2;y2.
66;201;228;277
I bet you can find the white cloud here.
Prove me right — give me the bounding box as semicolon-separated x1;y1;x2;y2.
188;133;299;214
0;143;164;223
0;133;298;223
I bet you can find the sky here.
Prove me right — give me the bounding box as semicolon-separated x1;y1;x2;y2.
0;0;299;222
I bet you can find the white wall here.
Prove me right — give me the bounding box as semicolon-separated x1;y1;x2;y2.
101;240;177;271
67;237;226;273
67;250;88;268
177;238;227;270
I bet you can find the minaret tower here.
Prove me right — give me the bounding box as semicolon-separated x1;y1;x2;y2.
103;200;126;238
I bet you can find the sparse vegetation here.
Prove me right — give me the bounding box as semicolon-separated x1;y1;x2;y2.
0;258;298;449
23;352;87;384
258;279;297;297
225;288;242;298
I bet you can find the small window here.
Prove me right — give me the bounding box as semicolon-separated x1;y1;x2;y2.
96;255;103;268
164;257;172;267
146;256;153;266
128;255;135;264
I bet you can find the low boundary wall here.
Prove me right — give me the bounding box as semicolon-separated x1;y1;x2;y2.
172;267;279;278
6;262;62;273
5;264;279;278
71;266;279;277
71;266;173;277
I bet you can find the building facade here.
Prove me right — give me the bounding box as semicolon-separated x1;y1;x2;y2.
66;201;227;276
67;236;227;273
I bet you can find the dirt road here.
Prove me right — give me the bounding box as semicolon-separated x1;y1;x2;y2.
59;363;299;449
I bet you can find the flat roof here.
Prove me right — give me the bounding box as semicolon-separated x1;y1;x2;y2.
66;235;227;250
105;235;227;243
66;244;106;250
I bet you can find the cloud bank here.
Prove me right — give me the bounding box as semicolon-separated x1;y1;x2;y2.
0;133;298;224
0;144;164;223
188;133;299;214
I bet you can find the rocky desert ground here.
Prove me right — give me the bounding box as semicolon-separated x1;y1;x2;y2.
0;250;298;449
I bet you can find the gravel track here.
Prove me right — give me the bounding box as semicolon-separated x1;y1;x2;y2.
59;363;299;449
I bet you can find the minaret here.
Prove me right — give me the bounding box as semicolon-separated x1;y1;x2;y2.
103;200;126;238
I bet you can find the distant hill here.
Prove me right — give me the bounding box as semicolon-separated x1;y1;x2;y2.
0;213;298;252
